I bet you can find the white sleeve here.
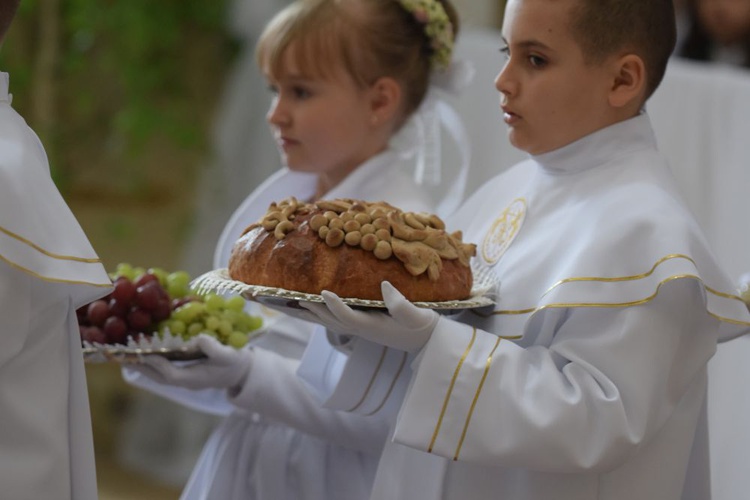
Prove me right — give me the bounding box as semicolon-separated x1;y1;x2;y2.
229;346;391;455
0;264;30;368
121;367;235;416
297;328;412;420
120;314;314;417
393;277;717;472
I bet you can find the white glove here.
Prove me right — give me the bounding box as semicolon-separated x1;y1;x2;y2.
300;281;439;352
130;334;252;392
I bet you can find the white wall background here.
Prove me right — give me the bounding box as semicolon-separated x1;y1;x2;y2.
453;0;503;29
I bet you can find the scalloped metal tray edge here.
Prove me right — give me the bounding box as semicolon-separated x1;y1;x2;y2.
192;268;497;314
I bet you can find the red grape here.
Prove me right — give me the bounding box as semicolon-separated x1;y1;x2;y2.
104;316;128;344
108;298;129;318
81;325;107;344
127;308;152;332
87;300;110;327
134;273;159;288
76;307;89;325
135;281;161;311
152;299;172;322
112;277;137;303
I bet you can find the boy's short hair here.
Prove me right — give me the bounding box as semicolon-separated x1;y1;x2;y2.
0;0;20;42
568;0;676;100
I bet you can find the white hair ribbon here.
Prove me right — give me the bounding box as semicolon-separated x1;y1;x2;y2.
392;58;475;218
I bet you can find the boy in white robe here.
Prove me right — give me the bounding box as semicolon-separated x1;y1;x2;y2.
0;1;113;498
301;0;750;498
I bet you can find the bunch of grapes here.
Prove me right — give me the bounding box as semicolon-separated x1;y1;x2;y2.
160;293;263;348
78;263;262;348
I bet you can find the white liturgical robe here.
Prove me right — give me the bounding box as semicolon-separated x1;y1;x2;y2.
125;149;437;500
362;114;750;500
0;72;112;499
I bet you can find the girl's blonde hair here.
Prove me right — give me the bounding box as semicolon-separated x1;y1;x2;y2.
256;0;459;125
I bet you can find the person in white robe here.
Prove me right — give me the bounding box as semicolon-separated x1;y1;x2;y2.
123;0;471;498
299;1;750;499
126;151;440;500
647;57;750;500
0;7;113;494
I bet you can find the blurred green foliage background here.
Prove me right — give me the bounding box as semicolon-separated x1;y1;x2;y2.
1;5;237;496
0;0;235;272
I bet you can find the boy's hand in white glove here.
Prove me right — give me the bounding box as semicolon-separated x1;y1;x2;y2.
300;281;439;352
130;334;252;392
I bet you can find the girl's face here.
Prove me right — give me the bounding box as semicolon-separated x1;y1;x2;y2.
697;0;750;45
495;0;618;155
264;46;384;185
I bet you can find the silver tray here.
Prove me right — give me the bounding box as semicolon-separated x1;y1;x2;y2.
81;326;267;364
192;267;498;315
82;345;206;364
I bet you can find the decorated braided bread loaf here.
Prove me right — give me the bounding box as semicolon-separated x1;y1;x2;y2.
228;197;476;301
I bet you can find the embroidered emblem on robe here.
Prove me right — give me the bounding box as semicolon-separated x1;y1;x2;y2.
482;198;527;265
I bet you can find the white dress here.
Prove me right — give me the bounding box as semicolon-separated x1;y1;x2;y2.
308;114;750;500
0;72;112;500
125;149;439;500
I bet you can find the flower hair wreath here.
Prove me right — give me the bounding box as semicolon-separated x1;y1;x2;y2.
397;0;454;70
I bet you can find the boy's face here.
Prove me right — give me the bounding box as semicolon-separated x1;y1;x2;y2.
496;0;618;155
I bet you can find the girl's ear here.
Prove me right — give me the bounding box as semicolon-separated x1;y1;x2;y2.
369;77;402;126
608;54;646;109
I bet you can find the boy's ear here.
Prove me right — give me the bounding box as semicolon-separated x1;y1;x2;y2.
369;77;402;125
608;54;646;109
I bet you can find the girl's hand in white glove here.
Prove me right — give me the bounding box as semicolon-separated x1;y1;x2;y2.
300;281;439;352
130;334;252;392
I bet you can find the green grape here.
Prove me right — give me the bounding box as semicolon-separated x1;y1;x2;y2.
227;331;249;348
231;316;251;333
187;322;205;337
204;293;225;313
242;315;263;332
148;267;169;287
167;282;189;300
220;309;242;324
173;302;206;323
225;296;245;312
217;319;233;338
168;319;187;335
204;315;221;332
123;270;266;347
170;307;190;323
115;262;136;281
166;271;191;299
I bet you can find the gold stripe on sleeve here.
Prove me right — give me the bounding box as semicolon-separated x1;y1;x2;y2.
365;351;409;416
705;285;745;302
0;253;111;287
347;345;388;413
486;273;750;327
453;336;502;461
428;327;476;453
542;254;696;294
0;225;102;263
